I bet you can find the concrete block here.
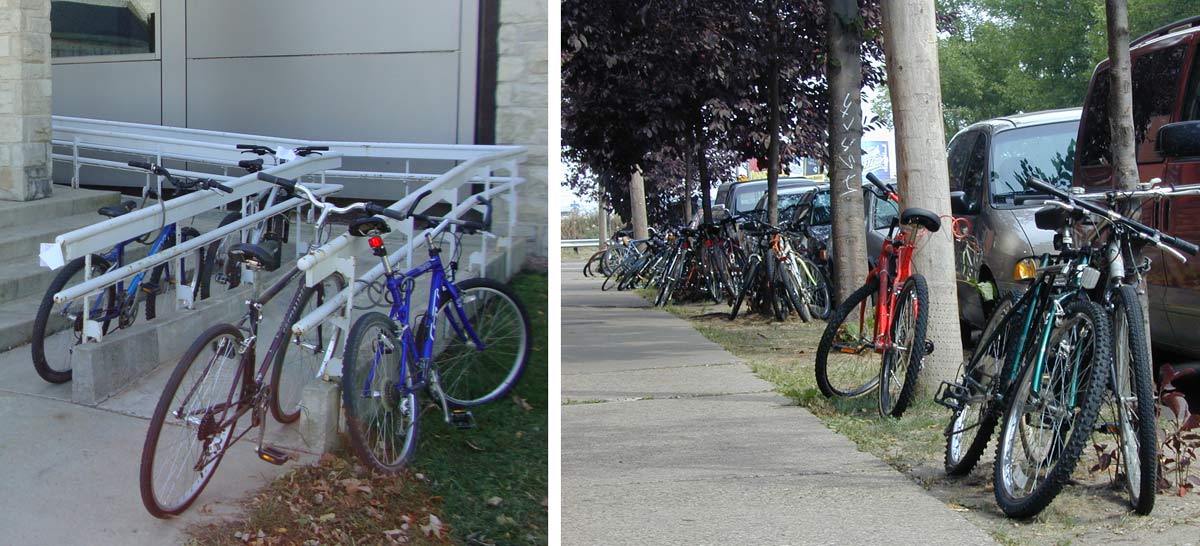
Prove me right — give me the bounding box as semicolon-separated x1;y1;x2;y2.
298;379;341;454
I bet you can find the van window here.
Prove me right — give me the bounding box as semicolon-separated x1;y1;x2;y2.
962;135;988;211
1080;43;1188;165
871;190;898;230
947;131;978;192
991;121;1077;203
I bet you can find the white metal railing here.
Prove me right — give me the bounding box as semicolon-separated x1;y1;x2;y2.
561;238;600;247
43;116;528;350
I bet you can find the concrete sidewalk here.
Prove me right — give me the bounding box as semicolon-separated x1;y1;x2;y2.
561;262;997;546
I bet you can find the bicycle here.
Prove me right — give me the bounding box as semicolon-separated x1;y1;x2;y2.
311;183;533;472
139;173;346;517
31;161;234;384
814;173;940;417
936;178;1198;517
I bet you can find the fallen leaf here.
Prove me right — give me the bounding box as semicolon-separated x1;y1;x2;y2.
486;496;503;507
420;514;443;538
313;493;324;505
466;440;484;451
512;394;534;411
318;513;336;522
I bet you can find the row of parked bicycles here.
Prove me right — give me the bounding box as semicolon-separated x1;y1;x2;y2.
587;193;834;323
585;172;1200;518
31;145;531;518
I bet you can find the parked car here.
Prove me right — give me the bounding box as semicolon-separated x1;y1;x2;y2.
753;180;898;284
714;177;822;218
947;108;1081;333
1073;16;1200;358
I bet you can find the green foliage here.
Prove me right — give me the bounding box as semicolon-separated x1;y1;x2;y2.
936;0;1200;138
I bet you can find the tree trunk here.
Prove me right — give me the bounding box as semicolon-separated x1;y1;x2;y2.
684;147;694;222
697;138;713;224
826;0;869;304
1104;0;1153;342
598;184;609;250
629;169;650;240
881;0;963;395
766;0;781;227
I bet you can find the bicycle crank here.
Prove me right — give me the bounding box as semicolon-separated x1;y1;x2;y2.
449;408;476;430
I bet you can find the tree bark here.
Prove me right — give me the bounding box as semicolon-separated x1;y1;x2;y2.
1104;0;1153;341
629;169;650;240
684;147;694;222
598;182;609;250
881;0;963;394
697;138;713;224
826;0;869;304
766;0;781;226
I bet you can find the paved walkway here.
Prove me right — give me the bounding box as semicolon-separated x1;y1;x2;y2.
561;262;998;546
0;290;315;545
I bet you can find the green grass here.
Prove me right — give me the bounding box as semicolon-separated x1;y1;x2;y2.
412;271;548;545
560;246;598;262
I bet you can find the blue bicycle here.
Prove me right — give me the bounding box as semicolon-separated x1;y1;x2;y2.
254;177;533;472
31;161;232;383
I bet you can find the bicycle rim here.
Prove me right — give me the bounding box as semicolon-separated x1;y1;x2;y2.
343;313;419;472
432;281;531;406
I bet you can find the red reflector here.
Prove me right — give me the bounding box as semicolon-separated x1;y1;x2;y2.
368;236;384;249
704;240;713;247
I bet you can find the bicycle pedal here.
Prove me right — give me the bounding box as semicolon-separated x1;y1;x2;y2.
256;445;290;465
1097;422;1120;434
449;409;475;430
140;282;160;294
934;381;968;412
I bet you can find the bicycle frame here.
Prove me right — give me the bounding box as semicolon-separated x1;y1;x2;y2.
863;222;920;353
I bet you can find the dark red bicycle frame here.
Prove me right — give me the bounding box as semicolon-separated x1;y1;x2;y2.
849;189;921;354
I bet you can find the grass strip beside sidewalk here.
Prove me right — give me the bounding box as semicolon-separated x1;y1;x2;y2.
188;271;548;546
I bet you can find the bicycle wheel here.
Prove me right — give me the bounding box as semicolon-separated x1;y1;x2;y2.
140;324;246;517
655;249;685;307
730;256;761;320
798;257;832;320
879;274;929;418
993;297;1112;518
199;211;243;299
31;255;116;384
342;311;420;472
427;277;532;406
1103;284;1156;515
815;278;881;398
270;273;346;423
780;259;811;322
945;291;1018;476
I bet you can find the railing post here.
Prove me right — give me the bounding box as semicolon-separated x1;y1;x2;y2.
72;136;80;189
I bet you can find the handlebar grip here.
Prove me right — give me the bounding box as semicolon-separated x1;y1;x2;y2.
238;158;263;171
476;194;493;231
1025;178;1068;199
1163;233;1200;256
865;172;890;195
209;180;234;194
304;146;329;151
365;202;406;222
407;189;433;218
236;144;257;150
128;160;152;170
256;172;296;190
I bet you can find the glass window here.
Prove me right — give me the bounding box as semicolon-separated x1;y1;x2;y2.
870;190;898;230
947;131;978;192
1079;43;1187;165
961;134;988;212
51;0;156;58
990;121;1078;204
732;186;767;214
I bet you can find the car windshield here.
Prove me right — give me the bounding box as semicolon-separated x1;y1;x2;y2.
990;121;1077;204
733;185;767;214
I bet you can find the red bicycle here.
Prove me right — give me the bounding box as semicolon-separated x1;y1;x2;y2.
815;173;941;417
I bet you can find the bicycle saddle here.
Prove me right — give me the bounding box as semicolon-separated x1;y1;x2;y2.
349;216;391;237
900;207;941;232
228;242;280;272
98;200;137;218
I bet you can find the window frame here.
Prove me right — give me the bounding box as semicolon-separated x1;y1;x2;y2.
50;0;161;65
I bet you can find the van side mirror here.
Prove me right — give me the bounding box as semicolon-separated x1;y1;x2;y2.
950;191;977;215
1158;121;1200;159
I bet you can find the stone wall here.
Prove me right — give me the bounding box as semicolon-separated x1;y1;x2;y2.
0;0;51;202
496;0;547;257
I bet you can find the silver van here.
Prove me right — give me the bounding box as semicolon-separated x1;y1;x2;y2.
948;108;1081;332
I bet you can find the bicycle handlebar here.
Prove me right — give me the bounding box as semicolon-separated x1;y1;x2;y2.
865;172;894;199
127;161;232;194
1028;178;1199;257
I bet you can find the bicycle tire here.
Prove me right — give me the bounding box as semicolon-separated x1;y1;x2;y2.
730;257;760;320
342;311;420;472
425;277;532;406
945;291;1018;476
993;297;1112;518
781;259;811;322
799;256;832;320
140;323;245;517
1108;284;1156;515
815;278;882;398
269;273;346;423
31;255;116;384
879;274;929;418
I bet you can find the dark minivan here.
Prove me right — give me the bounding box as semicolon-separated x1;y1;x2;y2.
1074;16;1200;358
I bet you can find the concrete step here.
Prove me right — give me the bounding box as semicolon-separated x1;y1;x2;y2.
0;185;121;231
0;292;52;353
